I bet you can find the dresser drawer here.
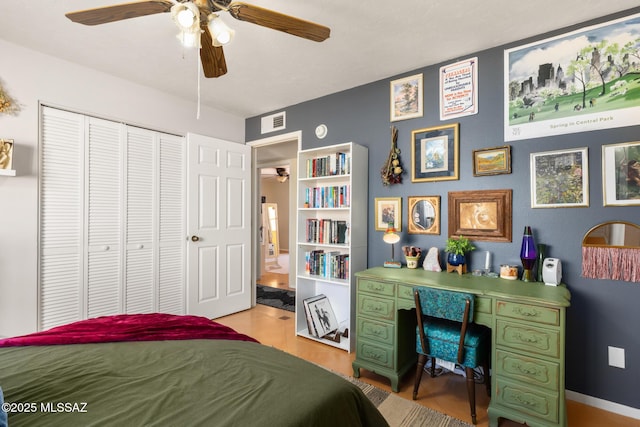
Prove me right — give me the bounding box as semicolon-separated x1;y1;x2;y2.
495;377;559;424
356;339;395;369
358;294;396;321
496;349;559;391
496;320;560;358
358;279;395;297
358;317;395;346
496;300;559;326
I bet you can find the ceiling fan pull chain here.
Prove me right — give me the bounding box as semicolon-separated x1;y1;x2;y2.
197;47;202;119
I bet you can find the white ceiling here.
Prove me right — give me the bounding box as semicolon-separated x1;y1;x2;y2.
1;1;638;118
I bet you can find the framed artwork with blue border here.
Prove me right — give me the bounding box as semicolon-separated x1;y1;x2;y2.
411;123;459;183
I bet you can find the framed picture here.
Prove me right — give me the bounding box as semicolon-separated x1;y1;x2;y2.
374;197;402;231
390;73;423;122
602;141;640;206
303;294;339;337
408;196;440;235
530;147;589;208
411;123;459;182
439;57;478;121
448;189;512;242
0;139;14;171
504;12;640;141
473;145;511;176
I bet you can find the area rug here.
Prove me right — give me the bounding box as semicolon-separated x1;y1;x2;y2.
256;284;295;312
342;374;473;427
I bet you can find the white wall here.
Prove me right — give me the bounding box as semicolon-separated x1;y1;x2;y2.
0;39;245;337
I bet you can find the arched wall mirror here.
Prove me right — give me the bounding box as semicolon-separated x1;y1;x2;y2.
582;221;640;282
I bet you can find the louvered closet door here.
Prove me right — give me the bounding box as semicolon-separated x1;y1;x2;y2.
40;107;186;330
39;107;84;330
158;133;185;314
124;127;155;313
86;117;123;318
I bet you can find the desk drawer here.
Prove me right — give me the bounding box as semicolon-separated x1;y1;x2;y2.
496;349;559;391
495;377;559;424
496;320;559;358
496;300;559;326
358;317;395;346
358;294;396;321
397;284;414;301
358;279;395;297
357;339;394;369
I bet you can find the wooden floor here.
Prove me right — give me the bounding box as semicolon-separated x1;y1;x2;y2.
237;279;639;426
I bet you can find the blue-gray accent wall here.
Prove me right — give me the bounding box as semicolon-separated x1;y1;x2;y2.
246;8;640;410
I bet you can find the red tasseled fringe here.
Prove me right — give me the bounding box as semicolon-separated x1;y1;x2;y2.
582;246;640;283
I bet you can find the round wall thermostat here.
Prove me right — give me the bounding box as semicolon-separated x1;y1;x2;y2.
315;124;328;139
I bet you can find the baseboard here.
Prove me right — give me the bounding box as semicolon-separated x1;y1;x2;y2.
567;390;640;420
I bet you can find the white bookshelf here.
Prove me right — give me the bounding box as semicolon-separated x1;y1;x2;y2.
294;142;368;352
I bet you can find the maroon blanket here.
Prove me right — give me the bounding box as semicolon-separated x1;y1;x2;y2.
0;313;258;347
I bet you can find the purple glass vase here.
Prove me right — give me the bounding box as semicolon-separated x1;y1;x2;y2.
520;226;537;282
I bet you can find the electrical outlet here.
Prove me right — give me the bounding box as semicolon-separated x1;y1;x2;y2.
608;346;625;369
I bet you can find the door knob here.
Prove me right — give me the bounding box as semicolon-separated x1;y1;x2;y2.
191;235;200;242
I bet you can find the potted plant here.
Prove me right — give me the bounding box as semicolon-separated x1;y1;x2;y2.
445;235;475;266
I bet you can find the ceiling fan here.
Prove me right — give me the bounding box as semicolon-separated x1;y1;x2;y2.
65;0;330;78
261;167;289;182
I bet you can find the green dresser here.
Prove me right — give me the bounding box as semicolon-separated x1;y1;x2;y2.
352;267;571;427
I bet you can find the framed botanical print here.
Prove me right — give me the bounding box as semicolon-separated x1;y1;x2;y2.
602;141;640;206
374;197;402;231
411;123;459;182
530;147;589;208
408;196;440;235
390;74;423;122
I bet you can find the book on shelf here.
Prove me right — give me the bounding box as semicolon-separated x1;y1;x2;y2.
305;152;351;178
303;294;339;338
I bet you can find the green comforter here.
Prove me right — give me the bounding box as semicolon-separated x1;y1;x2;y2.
0;340;388;426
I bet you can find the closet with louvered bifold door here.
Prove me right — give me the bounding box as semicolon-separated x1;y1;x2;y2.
39;106;185;331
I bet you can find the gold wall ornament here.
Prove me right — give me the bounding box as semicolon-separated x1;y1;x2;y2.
381;126;404;185
0;139;14;170
0;81;20;115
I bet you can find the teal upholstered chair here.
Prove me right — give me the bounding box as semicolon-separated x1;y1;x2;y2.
413;287;491;424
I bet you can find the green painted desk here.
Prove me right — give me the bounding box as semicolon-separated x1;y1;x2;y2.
352;267;571;427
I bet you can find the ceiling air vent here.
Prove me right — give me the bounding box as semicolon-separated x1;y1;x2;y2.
261;111;286;134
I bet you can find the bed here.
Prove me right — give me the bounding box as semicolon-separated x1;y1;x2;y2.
0;313;388;427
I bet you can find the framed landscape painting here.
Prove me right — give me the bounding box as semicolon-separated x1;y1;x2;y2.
390;74;423;122
473;145;511;176
504;12;640;141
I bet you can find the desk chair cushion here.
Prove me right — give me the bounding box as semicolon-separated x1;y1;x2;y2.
415;317;490;367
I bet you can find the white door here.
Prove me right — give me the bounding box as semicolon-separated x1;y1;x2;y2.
186;133;252;318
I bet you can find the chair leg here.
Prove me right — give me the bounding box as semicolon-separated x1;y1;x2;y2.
429;356;436;377
413;354;427;400
465;367;477;424
482;360;491;397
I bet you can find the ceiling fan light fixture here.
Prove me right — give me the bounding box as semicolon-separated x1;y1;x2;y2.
207;14;235;47
171;2;200;32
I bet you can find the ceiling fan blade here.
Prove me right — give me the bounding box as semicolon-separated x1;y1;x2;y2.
66;0;173;26
227;2;330;42
200;26;228;78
